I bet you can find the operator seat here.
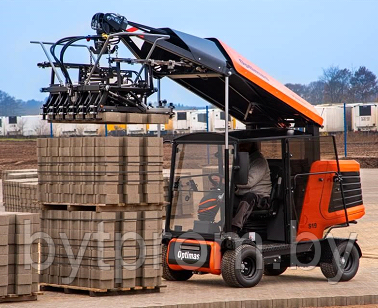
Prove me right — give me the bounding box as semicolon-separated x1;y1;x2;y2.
249;164;283;218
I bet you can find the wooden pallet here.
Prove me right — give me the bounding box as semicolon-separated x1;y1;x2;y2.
40;202;164;212
40;283;162;297
0;292;42;303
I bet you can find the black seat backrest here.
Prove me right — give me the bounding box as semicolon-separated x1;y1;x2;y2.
249;163;283;218
269;165;283;200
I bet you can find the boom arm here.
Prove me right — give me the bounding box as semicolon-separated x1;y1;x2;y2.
33;12;323;128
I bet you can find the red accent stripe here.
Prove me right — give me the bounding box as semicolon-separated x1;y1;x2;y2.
126;27;138;32
198;204;218;214
198;198;217;206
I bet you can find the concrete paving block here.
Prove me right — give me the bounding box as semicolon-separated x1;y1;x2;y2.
0;214;10;226
143;137;163;147
225;301;242;308
105;146;122;157
301;297;318;307
124;146;141;157
256;299;273;308
0;274;8;287
147;114;169;124
90;279;114;290
0;236;8;246
16;274;33;285
0;285;7;297
272;299;289;308
123;136;143;147
346;295;364;305
15;284;32;295
241;300;259;308
37;138;48;148
316;296;336;307
363;294;378;305
334;296;348;306
193;303;210;308
105;137;123;147
0;265;7;277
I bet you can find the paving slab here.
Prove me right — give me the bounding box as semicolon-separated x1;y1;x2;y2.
0;170;377;308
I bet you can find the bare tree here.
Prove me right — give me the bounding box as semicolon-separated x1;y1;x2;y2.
16;118;26;136
33;120;49;136
307;81;325;105
350;66;378;103
285;83;309;99
321;66;352;103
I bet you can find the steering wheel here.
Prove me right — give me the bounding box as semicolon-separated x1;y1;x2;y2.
208;173;224;189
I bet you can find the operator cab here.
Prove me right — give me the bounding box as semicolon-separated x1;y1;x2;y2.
166;128;304;243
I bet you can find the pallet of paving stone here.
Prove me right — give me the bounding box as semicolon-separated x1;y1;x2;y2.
39;202;164;213
39;283;161;297
40;209;162;291
37;136;164;206
47;112;169;124
0;292;41;303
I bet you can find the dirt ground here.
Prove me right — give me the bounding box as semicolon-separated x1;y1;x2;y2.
1;132;378;178
0;139;37;178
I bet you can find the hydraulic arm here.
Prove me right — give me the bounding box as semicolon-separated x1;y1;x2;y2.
33;12;322;128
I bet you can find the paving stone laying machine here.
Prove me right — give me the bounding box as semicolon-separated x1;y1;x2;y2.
33;13;365;287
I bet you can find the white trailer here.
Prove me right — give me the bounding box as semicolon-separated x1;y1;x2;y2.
315;105;345;133
147;124;166;135
232;118;246;130
0;117;5;136
173;110;193;134
190;110;208;132
352;103;378;132
127;124;146;135
210;109;231;132
3;116;20;136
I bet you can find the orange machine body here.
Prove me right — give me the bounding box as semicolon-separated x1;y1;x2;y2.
297;160;365;240
167;238;222;275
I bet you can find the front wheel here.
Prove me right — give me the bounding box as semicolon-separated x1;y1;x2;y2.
162;244;193;281
320;241;360;282
221;244;263;288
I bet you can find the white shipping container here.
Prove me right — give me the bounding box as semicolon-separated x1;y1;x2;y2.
0;117;5;136
315;105;345;133
352;103;378;132
174;110;192;134
211;109;231;132
190;111;207;132
127;124;146;135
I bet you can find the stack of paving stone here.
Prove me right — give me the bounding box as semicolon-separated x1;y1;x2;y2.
49;112;169;125
2;170;40;213
37;136;164;206
162;176;169;217
0;212;39;297
40;210;162;290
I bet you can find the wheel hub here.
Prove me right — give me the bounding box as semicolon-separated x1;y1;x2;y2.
241;258;255;277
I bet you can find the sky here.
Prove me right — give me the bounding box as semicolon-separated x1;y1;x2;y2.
1;0;377;106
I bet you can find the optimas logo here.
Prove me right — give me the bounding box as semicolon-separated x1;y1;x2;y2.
177;251;200;261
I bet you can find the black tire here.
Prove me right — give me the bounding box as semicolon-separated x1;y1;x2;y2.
320;241;360;282
264;264;288;276
162;244;193;281
221;244;263;288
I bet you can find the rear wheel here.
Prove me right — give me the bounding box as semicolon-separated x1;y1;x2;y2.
162;244;193;281
221;244;263;288
264;264;288;276
320;241;360;282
